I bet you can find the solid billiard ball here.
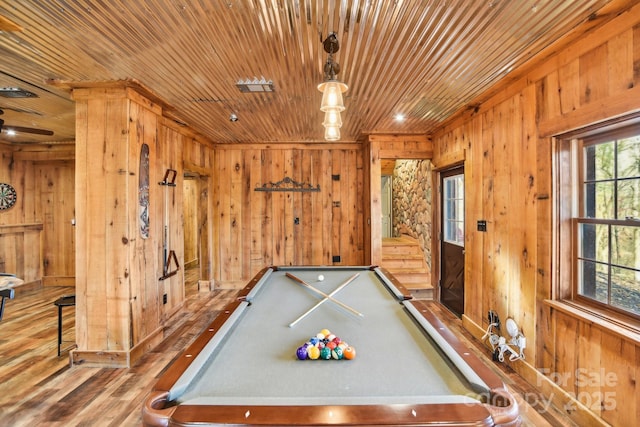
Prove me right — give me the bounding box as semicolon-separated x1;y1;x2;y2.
320;347;332;359
308;346;320;360
343;346;356;360
317;274;324;281
296;346;308;360
320;328;331;337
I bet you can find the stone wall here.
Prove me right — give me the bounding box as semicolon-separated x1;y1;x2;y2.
391;159;432;271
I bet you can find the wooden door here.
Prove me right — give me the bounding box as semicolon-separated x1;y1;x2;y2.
440;167;465;316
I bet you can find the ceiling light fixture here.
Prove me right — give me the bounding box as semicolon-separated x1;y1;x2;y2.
318;33;347;141
0;87;38;98
236;78;274;93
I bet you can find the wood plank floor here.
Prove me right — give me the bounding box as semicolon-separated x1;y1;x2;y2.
0;268;577;426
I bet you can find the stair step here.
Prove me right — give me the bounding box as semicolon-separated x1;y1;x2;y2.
381;254;424;269
411;287;434;299
389;271;430;284
381;244;423;255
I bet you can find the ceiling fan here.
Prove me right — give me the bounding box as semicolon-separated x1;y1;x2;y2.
0;108;54;136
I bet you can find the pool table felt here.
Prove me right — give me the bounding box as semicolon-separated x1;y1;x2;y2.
173;268;487;406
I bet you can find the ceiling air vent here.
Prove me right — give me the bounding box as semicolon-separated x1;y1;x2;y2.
0;87;38;98
236;78;274;93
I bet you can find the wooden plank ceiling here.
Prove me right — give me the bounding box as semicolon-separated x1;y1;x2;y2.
0;0;623;145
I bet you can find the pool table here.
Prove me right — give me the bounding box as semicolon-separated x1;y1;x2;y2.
143;266;520;426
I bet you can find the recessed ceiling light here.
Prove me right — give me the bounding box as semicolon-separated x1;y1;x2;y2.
0;87;38;98
394;113;405;122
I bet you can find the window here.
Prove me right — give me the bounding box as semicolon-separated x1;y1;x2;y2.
575;126;640;318
443;174;464;246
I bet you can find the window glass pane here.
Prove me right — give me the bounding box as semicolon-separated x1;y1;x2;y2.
578;260;608;303
579;223;609;263
611;225;640;269
585;142;615;181
610;266;640;316
443;174;464;246
617;136;640;179
617;178;640;219
584;182;614;218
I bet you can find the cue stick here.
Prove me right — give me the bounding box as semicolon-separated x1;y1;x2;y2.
287;273;360;328
286;273;364;318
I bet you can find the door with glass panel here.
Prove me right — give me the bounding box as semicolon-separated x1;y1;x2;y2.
440;167;465;316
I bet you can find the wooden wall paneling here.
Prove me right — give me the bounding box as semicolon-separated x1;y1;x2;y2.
580;44;609;105
331;150;342;264
599;334;637;426
249;149;264;274
535;133;555;373
558;61;580;116
283;150;295;265
340;149;354;265
320;149;334;266
299;150;311;265
554;312;579;397
361;141;372;267
635;24;640;87
367;138;382;266
260;149;273;269
431;7;640;425
216;149;231;280
74;97;89;349
230;149;243;275
240;150;251;275
130;101;160;343
163;125;185;314
513;90;538;363
480;108;501;321
577;321;603;418
0;231;18;275
518;84;540;380
355;146;365;264
104;95;129;352
492;100;512;318
466;119;483;325
307;149;319;265
83;95;109;350
348;148;363;265
607;28;633;95
272;149;286;266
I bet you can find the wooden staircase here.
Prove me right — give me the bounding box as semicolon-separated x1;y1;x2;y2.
381;236;433;299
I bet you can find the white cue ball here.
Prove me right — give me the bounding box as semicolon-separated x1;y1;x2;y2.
317;274;325;281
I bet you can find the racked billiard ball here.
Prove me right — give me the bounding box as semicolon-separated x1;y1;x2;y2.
296;346;308;360
307;346;320;360
331;347;343;359
320;347;332;360
343;346;356;360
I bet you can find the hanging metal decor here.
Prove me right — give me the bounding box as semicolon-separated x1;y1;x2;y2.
254;176;320;193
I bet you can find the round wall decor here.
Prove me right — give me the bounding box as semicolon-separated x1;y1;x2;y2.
0;182;17;210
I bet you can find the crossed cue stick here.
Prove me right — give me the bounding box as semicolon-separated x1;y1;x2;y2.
286;272;363;328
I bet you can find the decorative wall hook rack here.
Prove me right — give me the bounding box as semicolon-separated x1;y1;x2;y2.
254;176;320;193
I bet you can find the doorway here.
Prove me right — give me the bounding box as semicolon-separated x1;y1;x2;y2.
440;167;465;316
183;171;212;295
